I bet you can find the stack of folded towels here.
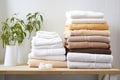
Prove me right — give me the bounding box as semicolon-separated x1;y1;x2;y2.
64;10;113;69
28;31;67;68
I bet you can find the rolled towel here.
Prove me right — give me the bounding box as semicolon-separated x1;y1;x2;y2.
66;10;104;19
66;36;110;43
65;42;110;49
67;53;113;63
28;53;66;61
32;36;62;46
64;30;110;37
28;59;67;68
31;48;66;56
36;31;59;39
65;23;108;30
67;61;112;69
66;18;105;24
32;42;63;49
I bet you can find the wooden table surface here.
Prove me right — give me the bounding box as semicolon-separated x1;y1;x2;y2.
0;64;120;75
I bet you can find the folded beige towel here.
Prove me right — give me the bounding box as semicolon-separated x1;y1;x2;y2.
64;30;110;37
66;36;110;43
28;59;67;68
65;23;108;30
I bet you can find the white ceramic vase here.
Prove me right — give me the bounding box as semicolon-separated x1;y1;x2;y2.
17;45;26;65
4;45;17;66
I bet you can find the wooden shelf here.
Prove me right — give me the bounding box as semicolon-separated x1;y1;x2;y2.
0;64;120;75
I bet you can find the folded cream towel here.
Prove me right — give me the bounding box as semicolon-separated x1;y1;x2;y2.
36;31;59;39
66;10;104;19
66;18;105;24
32;37;62;46
66;36;110;43
31;48;66;56
28;59;67;68
67;53;113;63
28;53;66;61
67;61;112;69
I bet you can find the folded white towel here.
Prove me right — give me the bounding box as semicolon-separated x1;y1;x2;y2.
32;42;63;49
67;61;112;69
28;53;66;61
32;37;62;46
66;10;104;19
66;18;105;24
36;31;59;39
31;48;66;56
67;53;113;63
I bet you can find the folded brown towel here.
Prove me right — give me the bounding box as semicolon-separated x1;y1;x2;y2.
65;36;110;43
64;30;110;37
65;23;108;30
65;42;110;49
68;48;111;54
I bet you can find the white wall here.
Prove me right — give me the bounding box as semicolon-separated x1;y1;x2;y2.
0;0;120;80
5;0;120;68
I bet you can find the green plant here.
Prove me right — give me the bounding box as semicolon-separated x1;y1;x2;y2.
0;14;26;48
25;12;43;38
0;12;44;48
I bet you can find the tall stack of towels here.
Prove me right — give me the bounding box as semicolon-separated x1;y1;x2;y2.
28;31;67;68
64;10;113;69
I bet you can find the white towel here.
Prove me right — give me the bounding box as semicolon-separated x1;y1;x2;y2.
66;10;104;19
28;53;66;61
67;61;112;69
32;37;62;46
67;53;113;63
66;18;105;24
32;42;63;49
36;31;59;39
31;48;66;56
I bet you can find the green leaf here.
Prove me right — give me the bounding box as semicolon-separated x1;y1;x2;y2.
40;15;43;22
26;13;31;17
10;17;15;22
35;12;38;16
23;32;26;37
27;16;32;20
20;20;24;24
34;12;38;17
37;20;40;30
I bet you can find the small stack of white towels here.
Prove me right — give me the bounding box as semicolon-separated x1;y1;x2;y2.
28;31;67;68
65;10;113;69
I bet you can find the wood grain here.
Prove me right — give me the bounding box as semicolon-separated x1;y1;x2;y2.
0;64;120;74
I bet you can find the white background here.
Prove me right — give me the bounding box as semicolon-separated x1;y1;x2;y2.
0;0;120;80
